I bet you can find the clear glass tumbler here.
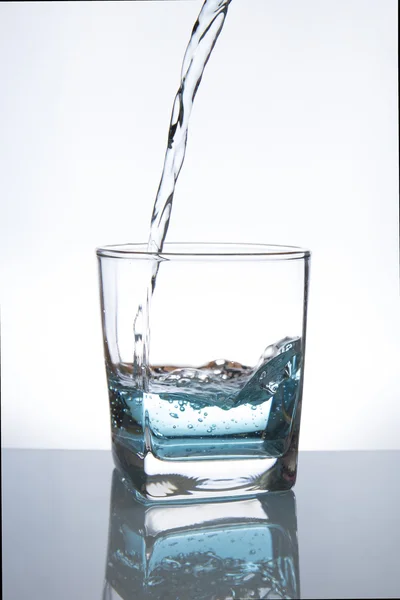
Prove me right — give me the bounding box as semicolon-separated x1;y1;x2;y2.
97;243;310;502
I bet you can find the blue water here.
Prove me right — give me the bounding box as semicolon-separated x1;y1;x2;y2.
109;337;302;460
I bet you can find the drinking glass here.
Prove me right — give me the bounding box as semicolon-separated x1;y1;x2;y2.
97;243;310;502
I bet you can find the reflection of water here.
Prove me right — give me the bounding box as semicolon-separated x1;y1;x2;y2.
102;470;300;600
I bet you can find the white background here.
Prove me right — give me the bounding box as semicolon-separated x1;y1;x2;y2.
1;0;398;450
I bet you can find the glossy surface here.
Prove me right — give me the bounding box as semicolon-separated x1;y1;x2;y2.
2;450;400;599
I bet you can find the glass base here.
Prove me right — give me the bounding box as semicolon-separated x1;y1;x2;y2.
111;430;299;503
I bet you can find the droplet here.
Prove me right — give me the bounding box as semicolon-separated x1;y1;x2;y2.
198;418;203;423
188;424;193;429
169;412;179;419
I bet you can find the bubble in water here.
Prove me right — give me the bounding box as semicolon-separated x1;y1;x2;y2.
204;412;208;416
198;418;203;423
270;382;279;393
161;557;180;570
169;412;179;418
180;406;185;412
188;424;194;429
263;344;278;360
147;576;163;587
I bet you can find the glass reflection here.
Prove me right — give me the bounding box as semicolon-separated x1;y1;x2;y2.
103;469;300;600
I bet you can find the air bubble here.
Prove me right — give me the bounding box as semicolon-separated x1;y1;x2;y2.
188;424;193;429
169;412;179;419
263;344;277;360
198;418;203;423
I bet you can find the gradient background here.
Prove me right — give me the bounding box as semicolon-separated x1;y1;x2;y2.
1;0;398;450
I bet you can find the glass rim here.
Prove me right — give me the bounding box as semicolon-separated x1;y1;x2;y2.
96;242;311;261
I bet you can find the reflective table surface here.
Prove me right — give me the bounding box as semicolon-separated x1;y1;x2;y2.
2;450;399;599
